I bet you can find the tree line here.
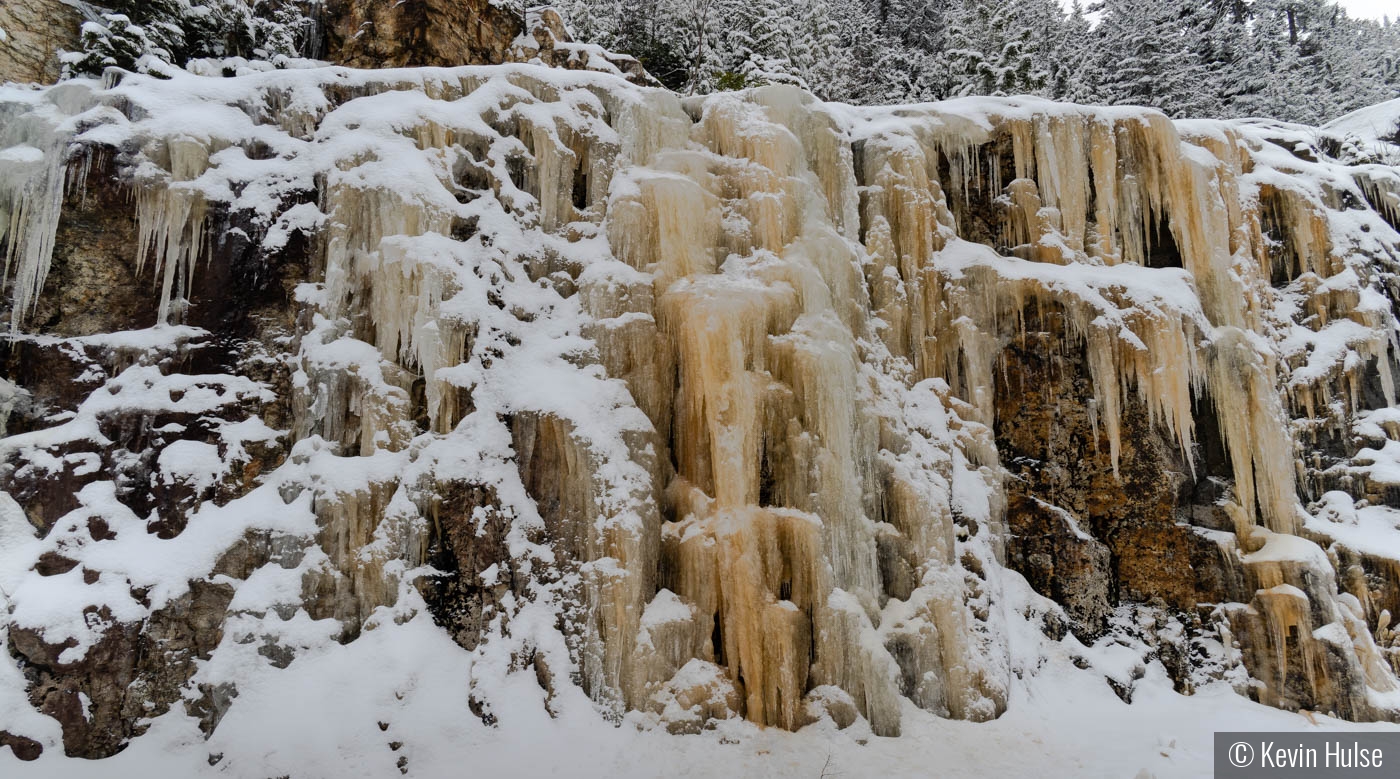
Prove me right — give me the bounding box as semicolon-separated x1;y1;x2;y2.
57;0;1400;125
554;0;1400;123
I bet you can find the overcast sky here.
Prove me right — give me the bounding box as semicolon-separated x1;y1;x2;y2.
1331;0;1393;20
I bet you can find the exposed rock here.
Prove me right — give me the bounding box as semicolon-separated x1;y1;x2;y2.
509;8;654;85
0;0;81;85
0;729;43;760
9;580;231;757
321;1;653;83
322;0;525;69
419;482;514;651
644;659;741;734
1005;492;1114;638
997;315;1242;639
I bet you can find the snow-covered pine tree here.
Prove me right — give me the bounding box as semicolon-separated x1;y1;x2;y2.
1314;5;1400;117
1055;0;1099;103
1088;0;1221;116
725;0;804;88
555;0;622;47
1017;0;1076;96
541;0;1398;123
1190;0;1258;118
69;13;172;76
945;0;1050;97
833;0;909;103
64;0;317;76
788;0;857;100
604;0;695;89
663;0;725;93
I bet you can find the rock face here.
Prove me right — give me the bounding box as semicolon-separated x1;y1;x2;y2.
3;19;1400;769
996;314;1231;636
322;0;526;68
322;1;651;83
0;1;649;88
0;0;81;85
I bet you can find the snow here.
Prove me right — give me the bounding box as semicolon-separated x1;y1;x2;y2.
1351;440;1400;486
641;589;695;628
0;492;39;597
1308;491;1400;562
156;440;224;492
5;478;319;662
0;616;1392;778
16;324;210;352
0;493;64;750
1326;98;1400;147
0;363;272;461
1243;530;1332;570
1331;0;1400;20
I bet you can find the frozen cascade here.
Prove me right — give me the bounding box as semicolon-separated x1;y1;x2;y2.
4;65;1400;760
0;83;93;331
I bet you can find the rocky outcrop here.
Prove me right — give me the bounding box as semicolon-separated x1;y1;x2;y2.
322;1;652;83
11;580;234;756
510;8;653;85
322;0;525;69
0;0;81;85
997;312;1237;636
0;161;305;758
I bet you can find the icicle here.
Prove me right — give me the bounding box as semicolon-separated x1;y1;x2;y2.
1209;330;1300;534
0;110;72;331
135;183;208;325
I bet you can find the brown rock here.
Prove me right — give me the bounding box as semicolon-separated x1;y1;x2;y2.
35;551;79;576
418;481;513;651
320;1;654;84
0;730;42;761
8;580;234;759
1005;493;1113;637
996;310;1233;633
322;0;524;69
0;0;81;85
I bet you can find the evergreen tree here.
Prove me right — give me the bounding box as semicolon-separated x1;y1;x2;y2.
1056;0;1099;103
1088;0;1221;116
946;0;1050;97
551;0;1400;122
62;0;1400;126
726;0;804;88
664;0;725;93
65;0;317;76
790;0;857;100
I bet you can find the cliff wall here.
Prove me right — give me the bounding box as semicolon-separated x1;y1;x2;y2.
1;48;1400;767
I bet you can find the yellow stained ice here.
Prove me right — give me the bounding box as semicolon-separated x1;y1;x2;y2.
600;87;1393;728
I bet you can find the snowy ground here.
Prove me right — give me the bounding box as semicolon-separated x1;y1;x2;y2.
1326;98;1400;160
3;625;1394;779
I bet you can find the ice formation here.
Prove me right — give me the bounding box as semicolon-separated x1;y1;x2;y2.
3;61;1400;767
